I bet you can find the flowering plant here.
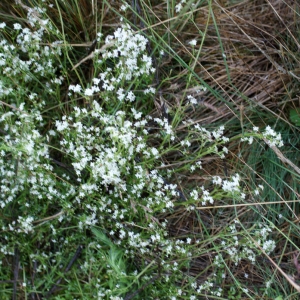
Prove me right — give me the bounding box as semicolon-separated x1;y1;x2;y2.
0;1;293;299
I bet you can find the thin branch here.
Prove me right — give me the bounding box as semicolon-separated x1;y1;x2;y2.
264;139;300;176
71;42;114;71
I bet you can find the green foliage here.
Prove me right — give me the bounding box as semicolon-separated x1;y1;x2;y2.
289;108;300;126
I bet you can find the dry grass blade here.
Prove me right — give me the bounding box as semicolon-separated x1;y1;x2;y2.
71;41;115;71
263;138;300;176
255;242;300;293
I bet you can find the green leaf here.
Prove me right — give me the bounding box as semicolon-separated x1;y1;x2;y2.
109;248;126;274
289;108;300;126
91;227;115;248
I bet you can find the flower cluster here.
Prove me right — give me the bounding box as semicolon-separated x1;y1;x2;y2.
215;220;276;267
262;125;284;147
69;24;155;102
56;100;178;245
189;186;214;206
0;104;73;211
0;16;65;109
175;0;197;13
241;126;284;147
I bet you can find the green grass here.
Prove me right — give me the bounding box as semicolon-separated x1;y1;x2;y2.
0;0;300;299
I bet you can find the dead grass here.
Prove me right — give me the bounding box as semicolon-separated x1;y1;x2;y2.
151;0;300;127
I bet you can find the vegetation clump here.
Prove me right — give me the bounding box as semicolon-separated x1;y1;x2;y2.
0;0;299;299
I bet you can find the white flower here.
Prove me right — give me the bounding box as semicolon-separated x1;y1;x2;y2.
175;3;183;13
13;23;22;30
18;216;34;234
0;22;6;29
266;280;272;288
144;87;156;94
262;240;276;254
189;39;197;46
262;126;284;147
187;94;197;104
69;84;82;93
241;135;254;145
222;174;240;192
126;91;135;102
222;146;228;154
84;88;93;96
212;176;222;185
120;3;129;11
55;120;69;131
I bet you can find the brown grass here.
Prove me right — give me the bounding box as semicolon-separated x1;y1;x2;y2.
149;0;300;127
